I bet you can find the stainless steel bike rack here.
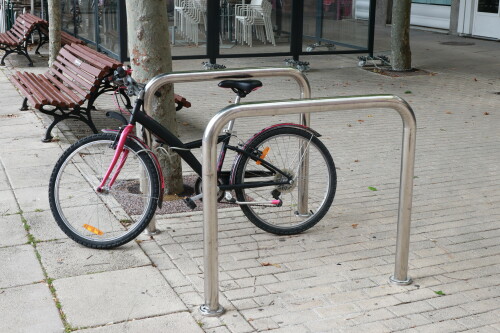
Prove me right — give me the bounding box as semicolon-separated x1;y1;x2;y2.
142;68;312;234
201;95;416;316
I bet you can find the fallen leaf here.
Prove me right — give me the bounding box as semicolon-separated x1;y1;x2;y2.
445;111;453;114
357;119;364;123
182;122;190;126
261;262;281;268
352;224;358;229
484;112;490;115
434;290;445;296
354;160;359;162
368;186;377;191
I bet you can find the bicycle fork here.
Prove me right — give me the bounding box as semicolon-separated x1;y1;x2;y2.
96;124;135;193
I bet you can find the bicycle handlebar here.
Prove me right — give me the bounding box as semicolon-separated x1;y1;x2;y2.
110;66;145;97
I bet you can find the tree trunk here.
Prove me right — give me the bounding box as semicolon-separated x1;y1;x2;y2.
125;0;183;195
47;0;61;66
391;0;412;71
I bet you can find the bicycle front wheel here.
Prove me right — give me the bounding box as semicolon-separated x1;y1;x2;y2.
233;126;336;235
49;133;160;249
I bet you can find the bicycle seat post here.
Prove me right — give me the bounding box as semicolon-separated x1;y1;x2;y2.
224;94;241;133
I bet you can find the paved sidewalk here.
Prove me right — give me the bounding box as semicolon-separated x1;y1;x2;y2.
1;26;499;332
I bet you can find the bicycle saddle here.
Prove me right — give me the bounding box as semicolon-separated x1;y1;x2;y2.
218;80;263;98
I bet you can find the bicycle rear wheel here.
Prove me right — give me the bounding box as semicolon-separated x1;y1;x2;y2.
49;133;160;249
233;126;336;235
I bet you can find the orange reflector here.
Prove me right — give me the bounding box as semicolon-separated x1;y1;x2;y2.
83;224;103;235
256;147;270;165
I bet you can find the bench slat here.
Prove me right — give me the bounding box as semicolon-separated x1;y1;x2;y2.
53;55;97;89
65;45;110;73
9;74;42;109
24;72;68;107
37;74;77;108
48;66;92;100
69;44;121;70
16;72;49;104
45;73;85;105
59;47;103;78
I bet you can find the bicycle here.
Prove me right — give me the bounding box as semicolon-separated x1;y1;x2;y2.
48;67;337;249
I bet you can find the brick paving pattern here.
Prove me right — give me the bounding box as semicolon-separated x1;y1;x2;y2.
0;27;499;332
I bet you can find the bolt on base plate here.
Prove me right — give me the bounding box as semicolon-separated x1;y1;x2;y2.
199;304;225;317
389;275;413;286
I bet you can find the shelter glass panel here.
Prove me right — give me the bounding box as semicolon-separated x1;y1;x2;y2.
61;0;75;33
219;0;292;56
302;0;369;52
169;0;207;56
99;0;120;54
76;0;96;41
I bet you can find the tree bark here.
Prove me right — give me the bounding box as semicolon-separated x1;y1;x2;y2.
125;0;183;194
47;0;61;66
391;0;412;71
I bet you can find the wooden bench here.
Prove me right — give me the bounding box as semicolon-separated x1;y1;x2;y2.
9;43;127;141
0;13;45;66
9;43;191;142
34;17;86;54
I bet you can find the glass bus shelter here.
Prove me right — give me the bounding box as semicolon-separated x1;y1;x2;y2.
57;0;376;64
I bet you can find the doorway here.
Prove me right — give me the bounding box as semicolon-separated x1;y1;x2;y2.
473;0;500;38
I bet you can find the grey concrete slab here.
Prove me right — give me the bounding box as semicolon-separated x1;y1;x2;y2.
1;147;62;169
0;244;44;288
0;283;64;333
14;185;50;213
77;312;204;333
0;214;27;247
0;131;56;152
0;113;38;127
53;266;187;328
24;210;67;242
0;167;10;191
37;239;152;279
6;164;54;189
0;189;19;216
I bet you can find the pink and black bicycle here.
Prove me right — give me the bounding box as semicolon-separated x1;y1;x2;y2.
48;67;337;249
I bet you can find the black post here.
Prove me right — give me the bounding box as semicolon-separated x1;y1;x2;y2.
206;0;220;64
290;0;304;61
94;0;100;49
315;0;323;43
118;0;128;62
368;0;377;57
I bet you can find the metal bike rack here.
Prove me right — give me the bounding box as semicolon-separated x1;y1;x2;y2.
201;95;416;316
142;68;312;234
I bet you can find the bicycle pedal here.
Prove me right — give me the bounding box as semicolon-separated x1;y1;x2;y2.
183;198;197;209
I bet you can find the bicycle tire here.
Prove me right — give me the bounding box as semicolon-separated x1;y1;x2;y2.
232;126;336;235
49;133;160;249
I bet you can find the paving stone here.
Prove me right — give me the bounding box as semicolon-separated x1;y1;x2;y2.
0;244;44;288
24;210;67;242
77;312;203;333
37;239;151;279
53;266;186;328
0;283;64;333
0;214;27;247
14;185;51;213
0;189;17;215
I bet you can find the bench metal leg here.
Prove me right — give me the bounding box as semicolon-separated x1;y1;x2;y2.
42;115;63;142
82;108;99;134
0;50;13;66
20;98;29;111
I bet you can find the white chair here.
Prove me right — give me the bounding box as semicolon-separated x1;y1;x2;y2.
235;0;275;47
182;0;206;45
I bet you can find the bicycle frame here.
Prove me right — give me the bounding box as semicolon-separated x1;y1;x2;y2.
97;95;293;196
